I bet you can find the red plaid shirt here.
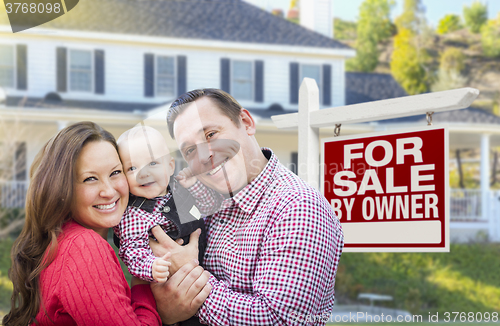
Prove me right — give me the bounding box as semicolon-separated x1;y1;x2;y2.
191;148;344;326
113;193;178;282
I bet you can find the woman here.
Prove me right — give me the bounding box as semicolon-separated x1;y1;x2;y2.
2;122;209;326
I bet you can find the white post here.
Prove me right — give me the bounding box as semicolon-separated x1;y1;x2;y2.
480;134;491;236
298;78;320;190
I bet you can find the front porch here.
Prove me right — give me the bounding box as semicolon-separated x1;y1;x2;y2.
1;181;498;242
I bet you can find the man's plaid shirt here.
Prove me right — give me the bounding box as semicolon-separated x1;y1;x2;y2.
190;148;344;326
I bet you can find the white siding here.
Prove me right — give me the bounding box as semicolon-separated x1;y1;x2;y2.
1;36;346;110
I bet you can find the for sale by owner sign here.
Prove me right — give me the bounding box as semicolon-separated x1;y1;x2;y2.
322;126;449;252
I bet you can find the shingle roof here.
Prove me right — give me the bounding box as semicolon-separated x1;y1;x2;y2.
345;71;408;105
0;0;350;50
378;107;500;125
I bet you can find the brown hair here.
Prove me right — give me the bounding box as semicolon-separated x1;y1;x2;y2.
3;121;117;326
167;88;242;139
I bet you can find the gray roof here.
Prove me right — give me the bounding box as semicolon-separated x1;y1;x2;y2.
0;0;350;50
379;107;500;125
345;72;408;105
6;96;158;112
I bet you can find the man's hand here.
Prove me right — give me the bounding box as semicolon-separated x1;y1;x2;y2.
175;167;197;188
151;260;212;324
152;252;171;283
149;225;200;275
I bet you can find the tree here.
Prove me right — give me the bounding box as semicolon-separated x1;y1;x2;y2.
346;0;394;72
390;28;429;95
437;14;463;34
463;1;487;33
394;0;426;34
481;13;500;58
431;48;467;92
333;18;357;40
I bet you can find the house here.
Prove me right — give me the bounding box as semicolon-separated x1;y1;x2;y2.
0;0;498;242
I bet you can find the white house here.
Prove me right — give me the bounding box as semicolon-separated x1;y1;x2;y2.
0;0;498;242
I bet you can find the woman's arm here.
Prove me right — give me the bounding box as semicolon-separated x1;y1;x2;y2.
60;231;161;326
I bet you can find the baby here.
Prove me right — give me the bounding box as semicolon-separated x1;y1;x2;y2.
114;125;206;283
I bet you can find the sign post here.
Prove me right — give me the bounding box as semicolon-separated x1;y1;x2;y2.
272;79;479;252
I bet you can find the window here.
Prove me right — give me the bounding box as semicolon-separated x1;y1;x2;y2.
69;49;92;92
301;64;321;95
0;45;14;88
232;60;253;100
156;56;176;97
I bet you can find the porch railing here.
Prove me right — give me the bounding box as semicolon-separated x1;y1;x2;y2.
0;182;491;223
449;189;483;222
0;181;28;208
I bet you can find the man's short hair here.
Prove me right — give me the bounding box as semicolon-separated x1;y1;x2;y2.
167;88;242;139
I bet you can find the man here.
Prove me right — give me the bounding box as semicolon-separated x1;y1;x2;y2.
153;88;344;325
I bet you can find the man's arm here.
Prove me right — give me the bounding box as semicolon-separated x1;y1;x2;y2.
198;197;344;326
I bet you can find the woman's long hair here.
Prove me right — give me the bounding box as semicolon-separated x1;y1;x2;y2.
2;121;117;326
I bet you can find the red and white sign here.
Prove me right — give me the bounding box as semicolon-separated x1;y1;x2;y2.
321;127;449;252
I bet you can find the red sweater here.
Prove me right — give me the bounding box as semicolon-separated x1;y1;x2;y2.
33;220;161;325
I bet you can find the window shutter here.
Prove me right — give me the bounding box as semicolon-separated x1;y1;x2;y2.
177;55;187;96
291;152;298;175
94;50;105;94
56;47;67;93
254;60;264;103
220;58;230;93
16;45;27;90
144;53;155;97
15;142;27;181
322;64;331;106
289;62;299;104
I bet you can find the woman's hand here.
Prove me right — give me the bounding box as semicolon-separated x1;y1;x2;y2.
151;260;212;324
149;226;200;275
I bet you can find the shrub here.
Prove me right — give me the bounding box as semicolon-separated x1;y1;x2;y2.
481;14;500;58
333;18;357;40
463;1;488;33
437;14;462;34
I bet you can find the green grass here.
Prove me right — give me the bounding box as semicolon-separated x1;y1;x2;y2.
335;243;500;314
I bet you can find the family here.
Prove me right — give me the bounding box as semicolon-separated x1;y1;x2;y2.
3;88;344;326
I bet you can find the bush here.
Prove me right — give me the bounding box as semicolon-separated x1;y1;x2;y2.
437;14;462;34
333;18;357;40
440;47;466;73
463;1;488;33
481;14;500;58
390;28;429;95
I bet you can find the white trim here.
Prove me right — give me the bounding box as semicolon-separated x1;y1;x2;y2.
3;26;356;58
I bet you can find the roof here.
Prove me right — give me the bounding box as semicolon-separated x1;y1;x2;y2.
345;72;408;105
0;0;350;50
378;107;500;125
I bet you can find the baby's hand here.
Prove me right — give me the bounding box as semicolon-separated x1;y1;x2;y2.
152;252;171;283
175;167;197;188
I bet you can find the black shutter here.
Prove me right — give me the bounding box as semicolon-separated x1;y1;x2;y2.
291;152;298;175
56;47;67;93
220;58;230;93
144;53;154;97
290;62;299;104
94;50;105;94
16;44;27;90
177;55;187;96
254;60;264;102
322;64;331;106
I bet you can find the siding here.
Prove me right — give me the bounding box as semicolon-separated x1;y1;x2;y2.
1;37;346;108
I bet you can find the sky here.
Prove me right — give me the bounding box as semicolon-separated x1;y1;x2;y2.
248;0;500;27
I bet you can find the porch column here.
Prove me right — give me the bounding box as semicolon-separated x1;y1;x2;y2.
57;120;68;131
480;134;491;236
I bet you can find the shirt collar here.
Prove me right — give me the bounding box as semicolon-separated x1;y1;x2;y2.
226;148;279;214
